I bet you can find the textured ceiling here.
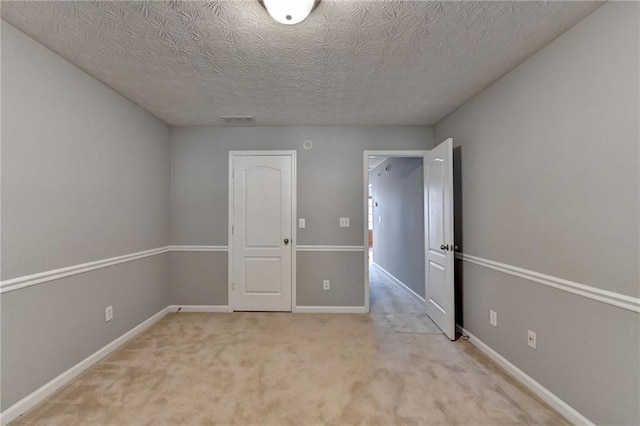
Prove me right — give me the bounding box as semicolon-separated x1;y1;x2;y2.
2;1;603;126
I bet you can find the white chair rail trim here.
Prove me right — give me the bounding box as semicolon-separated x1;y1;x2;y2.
0;247;170;294
456;252;640;313
1;244;366;294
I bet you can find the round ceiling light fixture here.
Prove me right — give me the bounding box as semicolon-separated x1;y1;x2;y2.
261;0;320;25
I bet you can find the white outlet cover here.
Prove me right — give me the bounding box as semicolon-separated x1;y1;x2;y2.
489;310;497;327
323;280;330;290
339;217;350;227
528;330;537;349
299;218;306;228
105;305;113;322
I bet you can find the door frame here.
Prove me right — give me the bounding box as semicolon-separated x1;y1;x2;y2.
362;150;428;313
228;150;297;312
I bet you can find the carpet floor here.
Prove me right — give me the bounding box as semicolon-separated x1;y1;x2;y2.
11;267;567;425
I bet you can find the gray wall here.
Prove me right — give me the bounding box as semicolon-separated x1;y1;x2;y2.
370;158;425;298
296;252;365;306
434;3;639;424
170;252;228;306
1;22;171;410
170;126;433;306
0;255;169;410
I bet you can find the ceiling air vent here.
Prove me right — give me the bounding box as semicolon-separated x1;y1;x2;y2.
219;116;255;125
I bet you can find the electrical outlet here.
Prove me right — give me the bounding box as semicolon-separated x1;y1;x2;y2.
378;216;382;223
489;310;497;327
339;217;350;227
528;330;537;349
105;305;113;322
299;218;306;228
323;280;330;290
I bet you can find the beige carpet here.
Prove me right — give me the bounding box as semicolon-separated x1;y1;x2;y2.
11;269;567;425
383;313;442;334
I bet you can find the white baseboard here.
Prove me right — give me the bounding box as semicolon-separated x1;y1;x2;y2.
168;305;231;313
372;262;426;303
294;306;367;314
1;307;170;426
170;305;366;314
457;325;594;426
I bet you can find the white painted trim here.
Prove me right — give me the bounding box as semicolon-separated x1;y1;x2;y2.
364;150;429;158
372;262;426;303
291;153;298;313
0;246;236;294
169;245;228;252
363;151;370;314
294;306;368;314
456;253;640;313
228;152;236;312
0;247;169;294
168;305;231;313
0;307;170;426
296;245;366;252
457;325;594;426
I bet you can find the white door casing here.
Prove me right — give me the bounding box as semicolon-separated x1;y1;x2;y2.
229;152;295;312
424;138;455;340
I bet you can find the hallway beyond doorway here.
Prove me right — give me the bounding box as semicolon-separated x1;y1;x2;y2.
369;261;442;334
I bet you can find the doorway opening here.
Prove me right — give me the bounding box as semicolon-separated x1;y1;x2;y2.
364;142;455;339
366;153;440;334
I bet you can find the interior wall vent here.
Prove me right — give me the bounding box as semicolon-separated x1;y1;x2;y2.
219;116;255;125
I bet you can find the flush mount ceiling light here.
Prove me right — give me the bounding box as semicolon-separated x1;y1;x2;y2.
260;0;320;25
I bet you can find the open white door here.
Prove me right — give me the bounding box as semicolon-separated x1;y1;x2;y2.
230;153;294;312
424;138;455;340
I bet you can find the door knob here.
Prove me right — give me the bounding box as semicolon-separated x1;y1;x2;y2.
440;244;449;251
284;238;289;245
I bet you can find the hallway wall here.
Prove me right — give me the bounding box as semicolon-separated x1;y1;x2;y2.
370;157;425;298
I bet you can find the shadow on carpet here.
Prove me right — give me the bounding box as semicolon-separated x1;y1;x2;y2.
383;312;443;334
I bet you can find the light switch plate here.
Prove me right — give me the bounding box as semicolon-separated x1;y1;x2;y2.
299;218;306;228
339;217;350;227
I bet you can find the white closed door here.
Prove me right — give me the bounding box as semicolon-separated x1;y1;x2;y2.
231;154;293;312
424;138;455;340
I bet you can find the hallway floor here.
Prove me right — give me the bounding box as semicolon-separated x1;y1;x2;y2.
369;262;442;334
